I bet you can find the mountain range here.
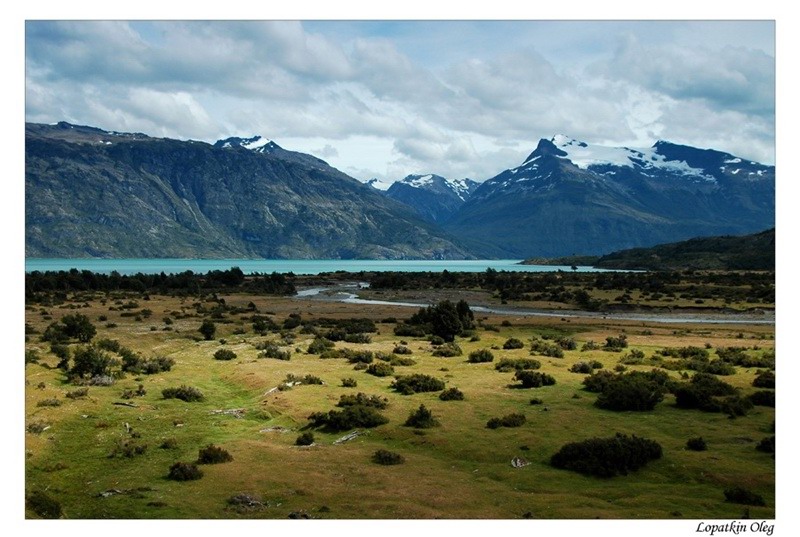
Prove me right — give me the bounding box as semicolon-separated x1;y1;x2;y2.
25;122;775;259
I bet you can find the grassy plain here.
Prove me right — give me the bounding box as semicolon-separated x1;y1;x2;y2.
24;289;775;519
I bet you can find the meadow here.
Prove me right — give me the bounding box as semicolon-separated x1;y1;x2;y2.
24;285;775;519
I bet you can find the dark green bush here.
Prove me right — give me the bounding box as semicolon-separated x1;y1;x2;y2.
308;405;389;431
199;320;216;341
162;385;205;402
168;462;203;481
307;337;335;354
749;390;775;407
295;432;315;446
514;370;556;388
393;345;413;355
69;345;115;380
259;344;291;361
550;433;662;477
724;486;766;506
582;370;618;393
337;392;388;409
214;349;237;361
495;357;541;372
603;335;628;351
673;373;739;412
556;337;577;350
197;444;233;464
530;397;544;405
756;436;775;454
468;349;494;363
594;374;666;411
753;370;775;389
344;333;372;344
341;377;358;388
26;490;63;518
503;338;525;350
65;387;89;399
686;437;707;451
530;338;564;358
365;362;394;377
432;342;462;357
404;404;439;428
372;449;404;465
486;413;526;429
389;355;416;366
570;362;594;374
391;374;446;395
439;387;464;401
346;350;374;364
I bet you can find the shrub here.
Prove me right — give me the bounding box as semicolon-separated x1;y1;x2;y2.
673;373;738;412
259;344;291;361
550;433;663;477
214;349;237;361
569;362;594;374
162;385;205;402
109;438;148;458
439;387;465;401
37;398;62;407
486;413;526;429
366;362;394;377
749;390;775;407
468;349;494;363
308;337;335;354
168;462;203;481
308;405;388;431
341;377;358;388
756;436;775;454
686;437;707;451
344;333;372;344
65;387;89;399
390;355;416;366
495;357;541;372
618;349;645;365
404;404;439;428
530;338;564;358
530;397;544;405
197;444;233;464
295;432;315;446
391;374;445;395
724;486;766;506
603;335;628;351
69;345;115;380
346;350;374;364
393;345;413;355
514;370;556;388
581;341;600;351
159;438;179;449
199;320;216;341
337;393;388;409
26;490;63;519
753;370;775;389
372;449;404;465
503;338;525;350
432;342;462;357
594;374;666;411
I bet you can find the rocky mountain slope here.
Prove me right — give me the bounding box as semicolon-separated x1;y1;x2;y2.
444;135;775;258
25;122;471;259
383;174;479;223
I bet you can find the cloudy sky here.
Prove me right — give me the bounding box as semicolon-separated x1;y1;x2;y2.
25;19;775;183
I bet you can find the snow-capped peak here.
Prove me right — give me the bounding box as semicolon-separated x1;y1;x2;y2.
364;177;393;191
402;174;436;188
214;135;279;153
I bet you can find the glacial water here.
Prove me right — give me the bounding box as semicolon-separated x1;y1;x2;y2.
24;258;617;276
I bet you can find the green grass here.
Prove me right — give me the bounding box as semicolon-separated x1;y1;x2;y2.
25;293;775;519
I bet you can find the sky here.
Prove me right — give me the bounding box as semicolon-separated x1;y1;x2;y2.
25;18;776;183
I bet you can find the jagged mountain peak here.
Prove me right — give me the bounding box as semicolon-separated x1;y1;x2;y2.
214;135;280;153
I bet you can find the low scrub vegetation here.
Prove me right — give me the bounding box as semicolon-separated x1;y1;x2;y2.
213;349;237;361
372;449;404;465
162;385;205;402
724;486;766;506
495;357;541;372
514;370;556;388
404;404;439;428
308;405;389;431
391;374;445;395
168;462;203;481
197;444;233;464
486;413;526;429
439;387;465;401
550;433;663;477
468;349;494;363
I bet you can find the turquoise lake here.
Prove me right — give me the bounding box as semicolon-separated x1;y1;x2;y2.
24;258;615;276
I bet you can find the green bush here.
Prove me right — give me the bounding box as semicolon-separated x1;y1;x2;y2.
65;387;89;399
69;345;115;380
495;357;541;372
393;345;413;355
439;387;465;401
341;377;358;388
372;449;404;465
168;462;203;481
346;350;374;364
753;370;775;389
756;436;775;454
514;370;556;388
366;362;394;377
295;432;315;446
259;344;291;361
749;390;775;407
724;486;766;506
673;373;739;412
214;349;237;361
199;320;216;341
503;338;525;350
550;433;662;477
569;362;594;374
162;385;205;402
404;404;439;428
486;413;526;429
686;437;707;451
432;342;462;357
337;393;388;409
197;444;233;464
391;374;445;395
468;349;494;363
308;404;389;431
530;338;564;358
530;397;544;405
307;337;335;354
594;374;666;411
26;490;63;519
603;335;628;352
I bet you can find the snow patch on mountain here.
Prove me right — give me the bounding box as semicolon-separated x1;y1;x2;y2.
365;178;393;191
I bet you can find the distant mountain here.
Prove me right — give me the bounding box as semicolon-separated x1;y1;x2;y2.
25;122;472;259
383;174;480;224
444;135;774;258
592;228;775;271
